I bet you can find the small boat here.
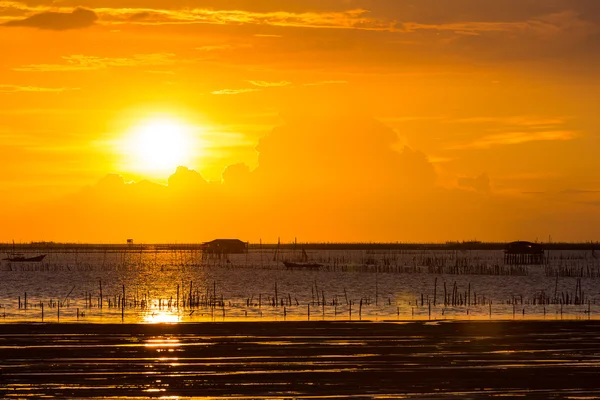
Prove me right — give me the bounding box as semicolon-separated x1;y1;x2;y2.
283;261;323;270
282;248;322;270
3;241;46;262
3;254;46;262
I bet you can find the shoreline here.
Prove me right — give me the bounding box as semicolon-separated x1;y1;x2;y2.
2;318;600;331
1;241;599;251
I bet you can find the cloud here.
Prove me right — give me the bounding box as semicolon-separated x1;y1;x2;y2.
91;4;596;48
3;7;97;30
451;130;577;149
561;189;600;195
168;166;207;191
402;11;591;36
445;115;578;150
97;8;397;32
28;113;448;242
211;88;261;95
247;80;292;87
211;80;292;96
4;2;592;46
0;84;78;93
445;116;569;127
0;2;29;18
303;80;348;86
459;173;491;193
196;45;237;52
255;114;436;190
3;2;598;66
222;163;251;186
14;53;177;72
8;106;598;242
428;156;454;164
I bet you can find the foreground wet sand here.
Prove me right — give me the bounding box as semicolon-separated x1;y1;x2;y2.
1;321;600;398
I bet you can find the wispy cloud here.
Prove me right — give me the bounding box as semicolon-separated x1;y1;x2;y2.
1;2;596;43
446;114;578;149
195;44;249;52
98;8;395;32
446;116;569;127
403;11;596;38
211;88;261;95
561;189;600;195
247;80;292;87
451;130;577;149
14;53;177;72
212;79;345;95
303;80;348;86
380;115;446;123
0;84;78;93
213;80;292;95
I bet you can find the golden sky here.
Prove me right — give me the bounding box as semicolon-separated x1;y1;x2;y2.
1;0;599;243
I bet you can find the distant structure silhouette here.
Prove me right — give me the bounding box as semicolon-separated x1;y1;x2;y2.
504;241;545;265
202;239;248;255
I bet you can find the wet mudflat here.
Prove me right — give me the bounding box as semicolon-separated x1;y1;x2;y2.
1;321;600;399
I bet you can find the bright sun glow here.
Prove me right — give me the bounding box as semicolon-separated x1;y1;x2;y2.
124;118;200;175
143;311;181;324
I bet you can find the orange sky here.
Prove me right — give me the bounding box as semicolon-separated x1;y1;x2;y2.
1;0;600;243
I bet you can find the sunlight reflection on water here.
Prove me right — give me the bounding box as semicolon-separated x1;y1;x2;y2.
143;311;181;324
1;249;599;323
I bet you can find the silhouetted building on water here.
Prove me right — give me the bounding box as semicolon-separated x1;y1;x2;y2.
202;239;248;255
504;241;545;265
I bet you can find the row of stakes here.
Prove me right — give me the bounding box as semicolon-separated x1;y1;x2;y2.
6;282;595;322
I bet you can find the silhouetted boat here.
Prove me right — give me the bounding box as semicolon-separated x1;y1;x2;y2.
282;248;322;270
4;241;46;262
3;254;46;262
282;261;323;270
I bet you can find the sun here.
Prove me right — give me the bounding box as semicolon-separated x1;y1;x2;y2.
123;118;200;175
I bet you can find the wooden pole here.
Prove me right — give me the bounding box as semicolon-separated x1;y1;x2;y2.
359;299;362;320
121;285;125;322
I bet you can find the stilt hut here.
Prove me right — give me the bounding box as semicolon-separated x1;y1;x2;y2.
202;239;248;255
504;241;545;265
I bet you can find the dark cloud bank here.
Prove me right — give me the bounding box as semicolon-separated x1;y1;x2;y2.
3;8;97;30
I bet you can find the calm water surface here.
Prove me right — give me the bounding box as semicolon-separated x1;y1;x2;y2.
1;249;599;323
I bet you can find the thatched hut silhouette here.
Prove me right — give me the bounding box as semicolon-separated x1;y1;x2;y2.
504;241;545;265
202;239;248;255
